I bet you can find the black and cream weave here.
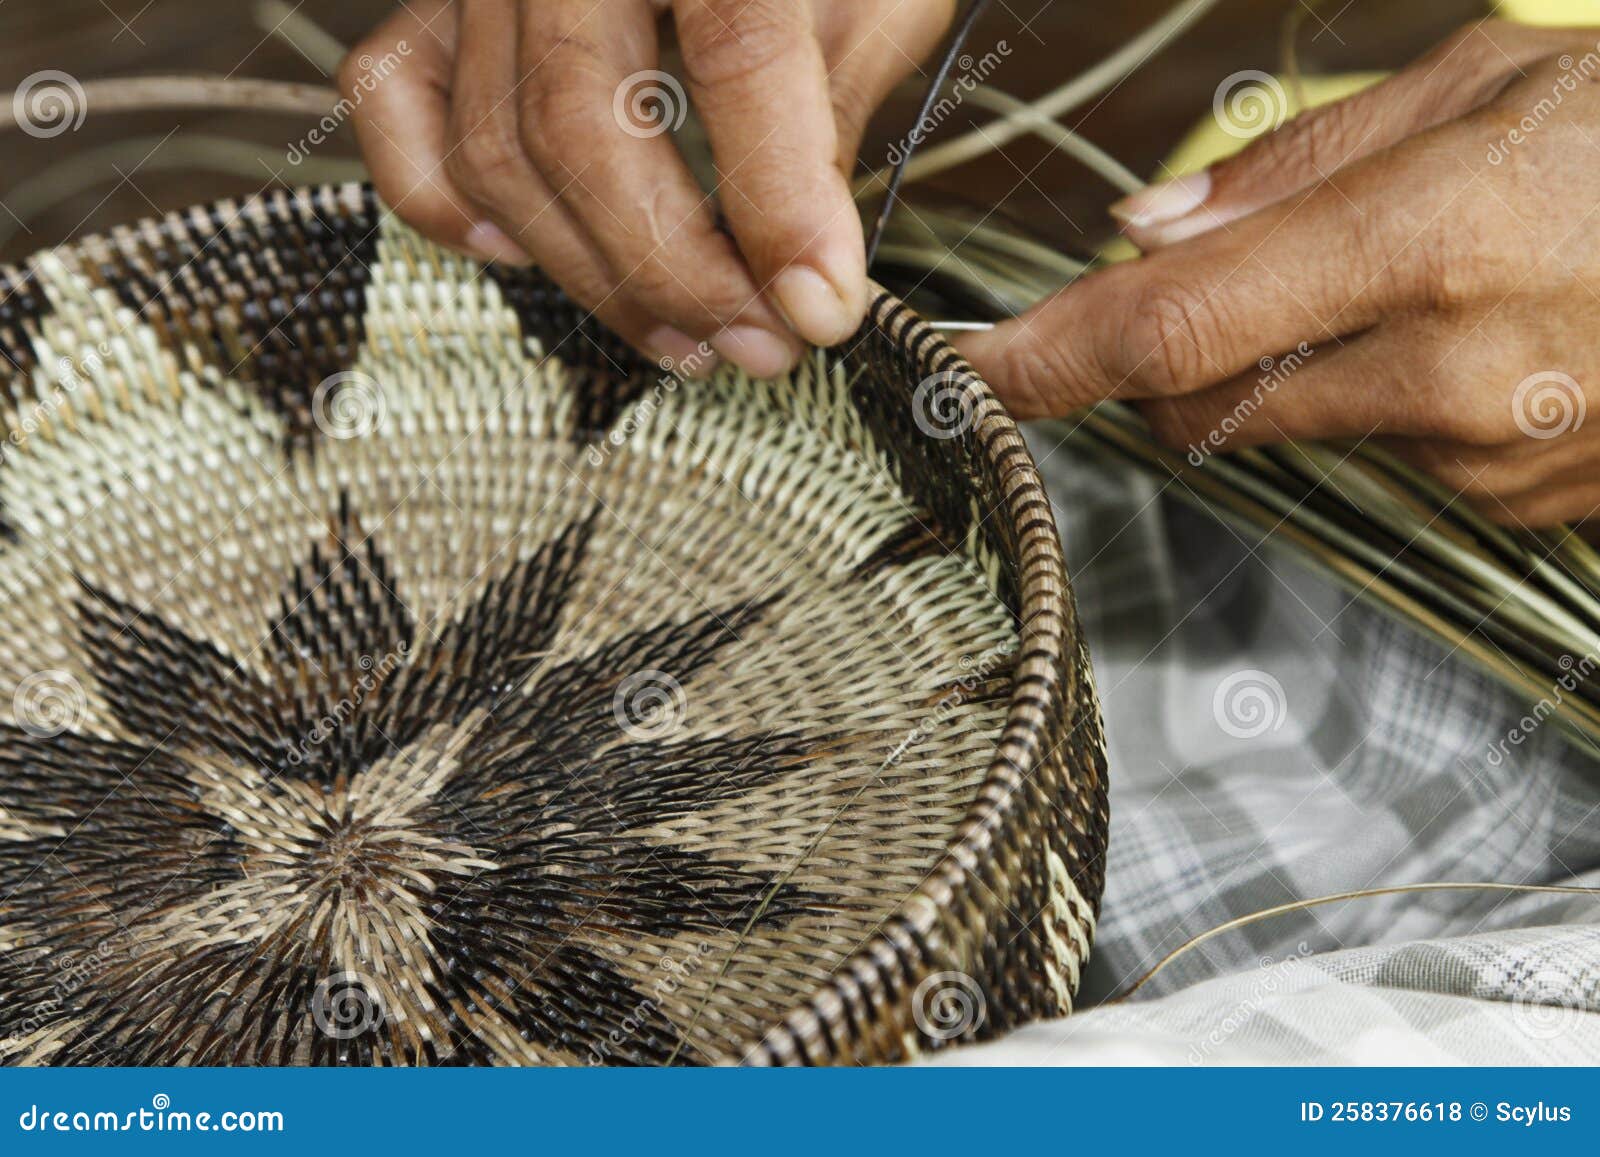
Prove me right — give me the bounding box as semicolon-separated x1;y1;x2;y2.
0;185;1107;1065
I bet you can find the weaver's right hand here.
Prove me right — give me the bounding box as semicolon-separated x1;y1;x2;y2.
343;0;956;376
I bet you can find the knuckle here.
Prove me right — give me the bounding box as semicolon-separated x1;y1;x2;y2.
625;258;685;307
1402;438;1538;499
1401;226;1462;312
1416;24;1515;104
679;0;804;89
626;254;741;329
524;104;591;174
1276;100;1364;174
828;73;878;155
1436;23;1479;57
1435;19;1539;80
994;323;1097;416
994;341;1064;418
336;42;380;102
1118;279;1218;396
449;123;526;200
520;54;612;169
1352;203;1437;307
1404;194;1513;308
1416;237;1464;311
1479;500;1525;527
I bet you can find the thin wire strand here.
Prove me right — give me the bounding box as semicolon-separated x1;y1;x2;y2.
864;0;996;268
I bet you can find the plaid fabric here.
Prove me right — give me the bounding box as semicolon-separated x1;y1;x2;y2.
955;428;1600;1064
936;925;1600;1064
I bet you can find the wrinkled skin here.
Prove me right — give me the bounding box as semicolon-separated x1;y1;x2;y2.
959;20;1600;529
346;12;1600;528
343;0;954;376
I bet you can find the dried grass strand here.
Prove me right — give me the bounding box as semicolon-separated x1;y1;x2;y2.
860;0;1222;190
0;76;339;136
1114;881;1600;1002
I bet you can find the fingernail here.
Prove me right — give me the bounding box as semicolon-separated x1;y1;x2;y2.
1108;171;1212;230
1139;211;1229;248
773;266;858;347
709;325;799;378
464;221;532;265
645;326;718;377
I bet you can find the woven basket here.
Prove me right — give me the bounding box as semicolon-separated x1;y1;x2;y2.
0;184;1107;1066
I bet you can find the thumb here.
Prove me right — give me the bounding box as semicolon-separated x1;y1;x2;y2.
1111;22;1545;250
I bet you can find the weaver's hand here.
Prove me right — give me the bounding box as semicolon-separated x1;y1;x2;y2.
344;0;954;376
959;20;1600;527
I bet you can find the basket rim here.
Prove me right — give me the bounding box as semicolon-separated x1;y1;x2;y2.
0;184;1091;1064
750;285;1087;1063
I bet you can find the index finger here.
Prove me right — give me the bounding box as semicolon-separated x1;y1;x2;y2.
958;128;1476;415
675;0;869;346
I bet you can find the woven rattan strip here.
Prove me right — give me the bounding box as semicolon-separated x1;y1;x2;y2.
0;184;1107;1066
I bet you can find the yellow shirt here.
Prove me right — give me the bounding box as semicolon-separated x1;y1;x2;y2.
1165;0;1596;175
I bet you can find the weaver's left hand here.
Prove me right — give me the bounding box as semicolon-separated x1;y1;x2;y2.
958;20;1600;528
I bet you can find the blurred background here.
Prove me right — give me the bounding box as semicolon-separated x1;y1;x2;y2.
0;0;1481;264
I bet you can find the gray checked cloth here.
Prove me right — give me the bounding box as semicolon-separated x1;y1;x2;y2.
934;426;1600;1064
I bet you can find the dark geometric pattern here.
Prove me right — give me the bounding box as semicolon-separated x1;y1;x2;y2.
101;192;383;448
0;505;816;1065
0;265;51;381
0;187;1104;1068
482;263;656;439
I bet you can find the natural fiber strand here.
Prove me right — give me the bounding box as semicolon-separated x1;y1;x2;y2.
1114;881;1600;1002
